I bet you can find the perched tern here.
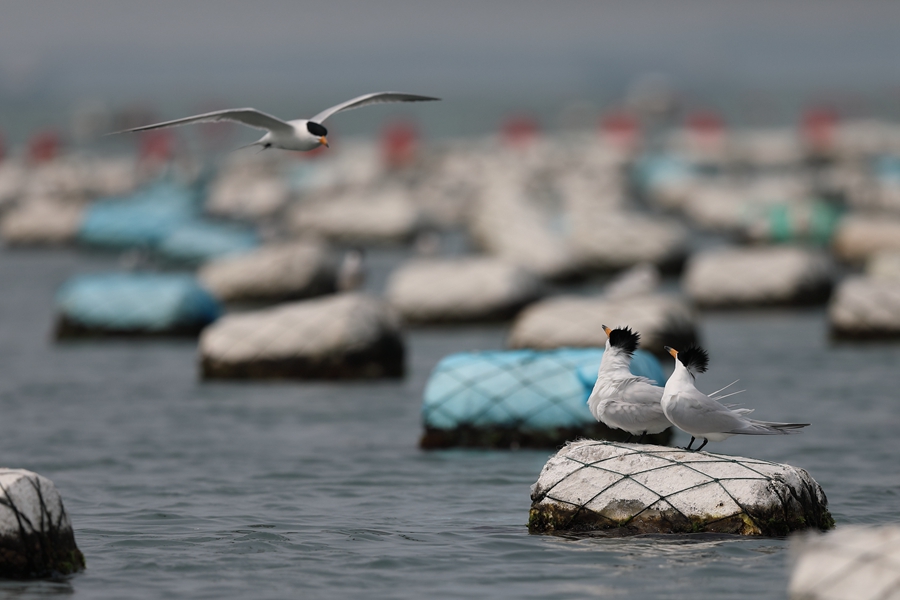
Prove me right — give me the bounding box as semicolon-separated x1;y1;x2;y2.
114;92;440;151
587;325;672;442
661;345;809;451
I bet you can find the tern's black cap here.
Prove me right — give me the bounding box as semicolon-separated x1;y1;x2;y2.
607;326;640;357
678;345;709;374
307;121;328;137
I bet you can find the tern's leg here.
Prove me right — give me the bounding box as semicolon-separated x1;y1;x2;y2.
684;437;695;450
624;433;634;443
695;438;709;452
637;432;647;443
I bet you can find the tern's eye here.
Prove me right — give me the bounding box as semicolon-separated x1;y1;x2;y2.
306;122;328;137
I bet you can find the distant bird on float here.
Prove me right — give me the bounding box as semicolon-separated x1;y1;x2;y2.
587;325;672;442
113;92;440;151
661;345;809;452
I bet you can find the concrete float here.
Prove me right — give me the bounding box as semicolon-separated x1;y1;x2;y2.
0;199;84;246
684;246;833;308
288;186;421;244
832;214;900;264
420;349;671;449
199;241;337;304
55;273;221;339
199;293;404;379
507;294;697;358
788;525;900;600
386;257;543;323
0;469;85;578
569;211;688;273
529;440;833;536
828;276;900;341
468;177;578;280
205;175;290;222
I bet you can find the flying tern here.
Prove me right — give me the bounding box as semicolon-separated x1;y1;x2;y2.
661;345;809;451
587;325;672;442
114;91;440;151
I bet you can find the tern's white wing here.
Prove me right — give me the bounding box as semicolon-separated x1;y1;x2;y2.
603;382;670;434
667;388;750;434
310;92;440;124
116;108;294;134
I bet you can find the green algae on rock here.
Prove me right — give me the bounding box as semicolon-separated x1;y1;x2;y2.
529;440;833;536
0;469;85;578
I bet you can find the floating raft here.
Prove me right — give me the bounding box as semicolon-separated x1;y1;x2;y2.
55;273;221;338
529;440;834;536
420;348;670;449
0;469;85;578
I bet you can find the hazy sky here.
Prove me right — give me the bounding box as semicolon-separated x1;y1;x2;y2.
2;1;900;137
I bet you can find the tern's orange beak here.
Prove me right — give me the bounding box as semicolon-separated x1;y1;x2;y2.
602;324;612;337
319;136;329;148
665;346;678;358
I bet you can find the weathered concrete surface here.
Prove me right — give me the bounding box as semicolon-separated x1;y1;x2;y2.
529;440;833;536
0;469;85;578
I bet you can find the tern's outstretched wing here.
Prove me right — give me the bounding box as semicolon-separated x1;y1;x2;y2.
115;108;294;134
310;92;440;124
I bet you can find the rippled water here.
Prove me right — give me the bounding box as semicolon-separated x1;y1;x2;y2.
0;248;898;599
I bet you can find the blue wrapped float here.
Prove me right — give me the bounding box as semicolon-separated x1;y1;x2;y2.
420;348;671;449
55;273;221;338
155;221;259;264
77;181;200;249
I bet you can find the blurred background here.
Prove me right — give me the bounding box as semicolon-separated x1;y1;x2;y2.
0;2;899;598
4;0;900;143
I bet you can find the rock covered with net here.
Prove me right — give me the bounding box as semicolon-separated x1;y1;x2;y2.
828;276;900;340
0;199;84;246
199;293;404;379
789;525;900;600
0;469;85;578
507;294;697;357
288;187;421;244
832;214;900;264
386;257;543;323
199;241;337;303
529;440;833;536
683;246;833;308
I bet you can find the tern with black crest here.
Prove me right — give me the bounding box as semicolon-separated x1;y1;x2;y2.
662;345;809;451
113;92;440;151
587;325;671;442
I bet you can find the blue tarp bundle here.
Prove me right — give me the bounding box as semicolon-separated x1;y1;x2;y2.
77;181;200;249
56;272;221;334
156;221;259;264
422;348;665;431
